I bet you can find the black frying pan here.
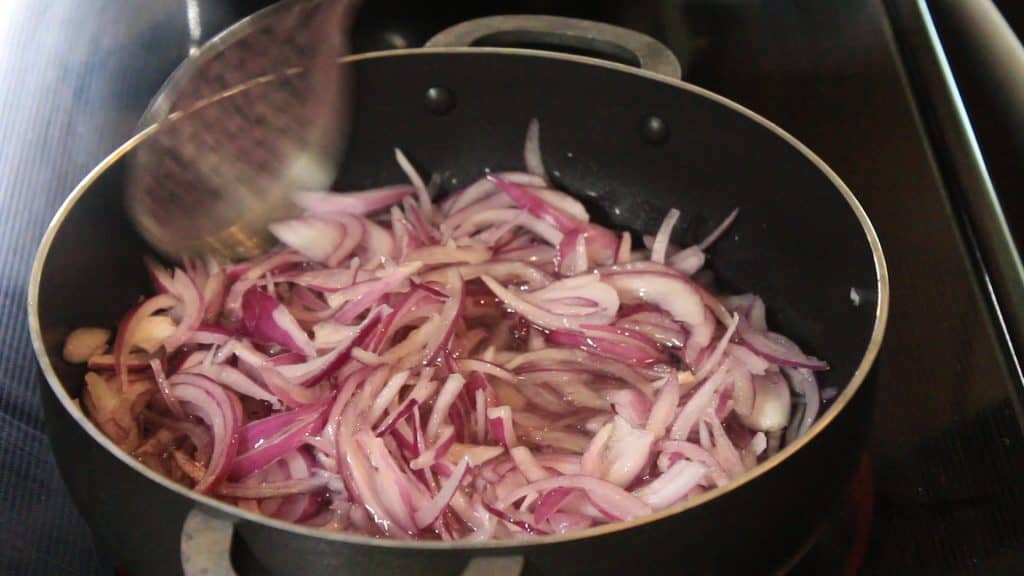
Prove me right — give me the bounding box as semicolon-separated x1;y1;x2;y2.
28;12;887;576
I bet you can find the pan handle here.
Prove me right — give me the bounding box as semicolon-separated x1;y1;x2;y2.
425;15;682;80
181;508;239;576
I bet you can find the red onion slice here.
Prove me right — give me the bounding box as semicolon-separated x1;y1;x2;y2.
414;457;469;529
294;185;413;216
651;208;680;264
169;375;243;493
242;287;316;357
736;322;829;371
632;460;706;509
487;406;517;447
523;118;547;180
112;293;177;387
496;475;652;522
488;175;581;233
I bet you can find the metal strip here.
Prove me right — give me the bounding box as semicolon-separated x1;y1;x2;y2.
886;0;1024;404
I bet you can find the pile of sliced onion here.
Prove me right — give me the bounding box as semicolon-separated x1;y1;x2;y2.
65;120;828;540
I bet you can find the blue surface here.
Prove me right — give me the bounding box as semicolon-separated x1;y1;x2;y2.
0;2;196;573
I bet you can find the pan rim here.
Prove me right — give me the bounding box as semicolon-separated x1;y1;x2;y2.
27;46;889;551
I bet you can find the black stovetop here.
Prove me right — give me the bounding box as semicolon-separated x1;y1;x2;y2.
2;1;1022;575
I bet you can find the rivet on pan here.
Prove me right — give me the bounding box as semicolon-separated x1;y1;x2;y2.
424;87;455;115
641;115;669;145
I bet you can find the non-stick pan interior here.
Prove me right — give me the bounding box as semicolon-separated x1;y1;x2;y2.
329;51;878;397
37;49;879;449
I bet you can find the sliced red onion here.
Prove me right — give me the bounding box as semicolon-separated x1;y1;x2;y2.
602;270;705;329
395;148;433;223
184;363;282;408
646;375;681;439
456;359;517;383
533;487;575;525
581;416;654;488
367;370;411;424
294;185;413;216
79;120;827;541
338;430;397;535
218;475;330;499
406;242;491;266
149;358;183;419
523;118;547;180
706;413;745;478
487;406;517;447
495;243;557;265
410;425;456;471
737;322;829;371
496;475;652;522
269;216;356;265
548;323;665;367
507;447;550;485
185;325;232;347
482;501;550;535
427;261;552;291
414;457;469;529
607;389;653;428
666;245;705;276
489;175;582;234
224;251;308;317
556;229;588;276
358;216;398;264
423;270;464;364
651;208;680;264
547;511;594;534
784;367;820;441
332;261;422;324
241;286;316;357
698;208;739;250
481;273;618;332
694;313;740;379
615;232;632;264
530;187;590;224
506;349;653;394
169;375;242;493
426;374;465;441
615;308;687;349
444;172;545;216
113;293;177;386
260;451;323;522
669;365;730;441
632;460;706;509
284;265;364;292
